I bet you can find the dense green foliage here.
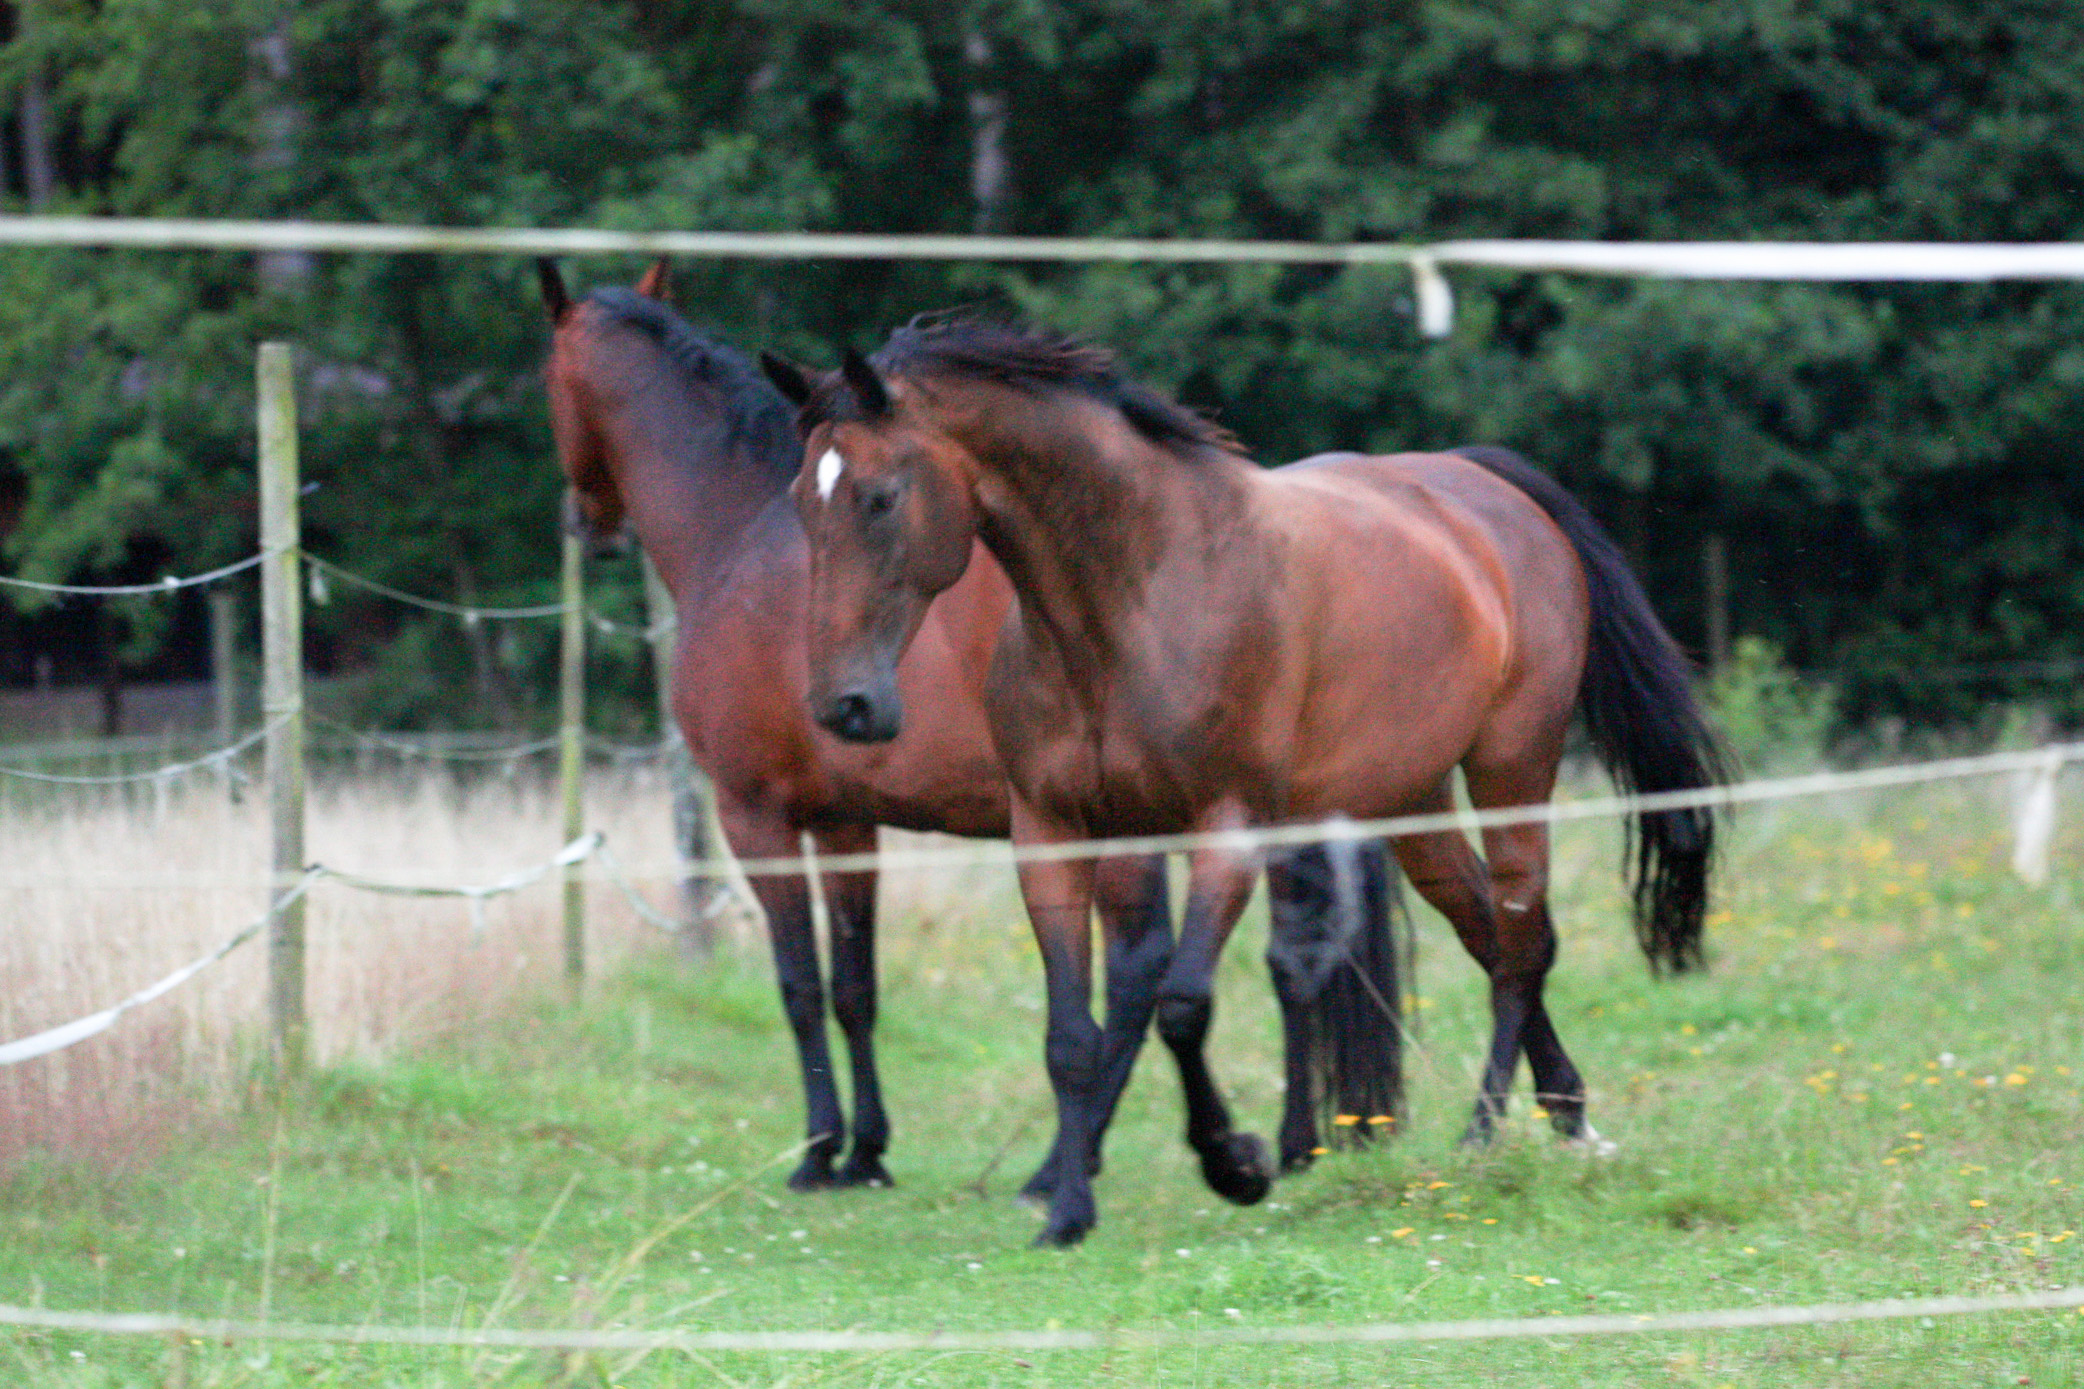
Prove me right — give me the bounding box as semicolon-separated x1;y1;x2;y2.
2;0;2080;730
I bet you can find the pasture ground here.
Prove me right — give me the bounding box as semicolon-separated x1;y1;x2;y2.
2;773;2081;1386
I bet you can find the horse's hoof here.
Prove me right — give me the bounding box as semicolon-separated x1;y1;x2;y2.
787;1164;836;1192
1032;1216;1092;1248
1202;1132;1273;1206
1564;1123;1619;1159
1277;1123;1318;1174
1029;1186;1096;1246
1459;1104;1504;1148
835;1155;893;1188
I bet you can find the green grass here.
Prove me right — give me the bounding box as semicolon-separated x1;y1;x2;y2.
4;777;2082;1386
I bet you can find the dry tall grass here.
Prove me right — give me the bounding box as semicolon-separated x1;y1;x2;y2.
0;761;703;1169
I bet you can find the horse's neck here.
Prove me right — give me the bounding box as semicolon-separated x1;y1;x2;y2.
610;408;792;616
963;400;1255;691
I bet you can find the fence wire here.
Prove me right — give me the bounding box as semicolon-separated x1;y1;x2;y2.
0;548;270;597
0;718;279;785
302;553;567;621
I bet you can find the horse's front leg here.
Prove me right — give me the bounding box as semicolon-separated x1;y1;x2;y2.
718;803;845;1190
817;823;892;1187
1156;817;1273;1207
1011;802;1106;1247
1020;853;1173;1204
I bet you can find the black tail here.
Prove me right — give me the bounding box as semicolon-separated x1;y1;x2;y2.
1267;836;1406;1162
1454;445;1727;973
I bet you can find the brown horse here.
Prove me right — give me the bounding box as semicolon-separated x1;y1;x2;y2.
538;266;1405;1196
765;321;1724;1246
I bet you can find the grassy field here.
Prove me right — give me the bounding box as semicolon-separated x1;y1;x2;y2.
2;767;2080;1386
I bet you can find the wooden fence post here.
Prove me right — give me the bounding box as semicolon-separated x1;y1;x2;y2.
559;530;586;986
257;342;306;1078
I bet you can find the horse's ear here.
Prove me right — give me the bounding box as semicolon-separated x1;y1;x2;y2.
840;348;891;418
760;351;816;408
635;258;672;303
538;258;572;325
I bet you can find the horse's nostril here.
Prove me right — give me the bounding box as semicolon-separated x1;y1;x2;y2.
818;689;898;743
822;692;873;740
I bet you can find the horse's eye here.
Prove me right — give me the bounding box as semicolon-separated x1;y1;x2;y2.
861;481;900;520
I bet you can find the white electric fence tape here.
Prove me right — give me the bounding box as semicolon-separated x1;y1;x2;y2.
0;1285;2076;1356
0;871;320;1065
7;217;2084;346
694;739;2084;880
11;214;2084;276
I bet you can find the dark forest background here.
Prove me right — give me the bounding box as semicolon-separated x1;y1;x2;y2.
1;0;2080;738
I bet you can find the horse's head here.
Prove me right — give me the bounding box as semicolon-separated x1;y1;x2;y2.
539;259;671;558
761;349;979;744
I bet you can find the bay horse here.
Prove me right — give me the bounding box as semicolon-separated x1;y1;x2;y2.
537;265;1406;1197
764;321;1724;1246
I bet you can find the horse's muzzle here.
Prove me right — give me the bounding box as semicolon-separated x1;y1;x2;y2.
816;688;903;744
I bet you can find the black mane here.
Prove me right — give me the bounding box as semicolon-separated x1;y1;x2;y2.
864;317;1240;455
585;286;800;477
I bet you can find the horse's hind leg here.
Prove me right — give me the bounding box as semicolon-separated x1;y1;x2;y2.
723;806;846;1190
1387;772;1570;1144
1392;822;1519;1143
1468;756;1587;1143
819;824;892;1187
1021;853;1172;1203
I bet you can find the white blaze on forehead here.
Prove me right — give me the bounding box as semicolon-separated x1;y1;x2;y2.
815;447;845;501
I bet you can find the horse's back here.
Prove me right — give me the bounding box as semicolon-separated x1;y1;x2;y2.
1245;448;1591;814
1269;449;1587;646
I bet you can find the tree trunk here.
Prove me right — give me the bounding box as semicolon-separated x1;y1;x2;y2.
1703;532;1730;674
97;606;123;738
391;269;517;727
250;10;314;291
19;66;54;210
964;30;1009;234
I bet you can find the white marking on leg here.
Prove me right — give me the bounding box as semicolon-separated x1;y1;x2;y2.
815;448;845;501
1502;900;1530;913
1567;1122;1619;1158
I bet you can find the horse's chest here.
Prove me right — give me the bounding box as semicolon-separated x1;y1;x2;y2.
1013;681;1252;834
